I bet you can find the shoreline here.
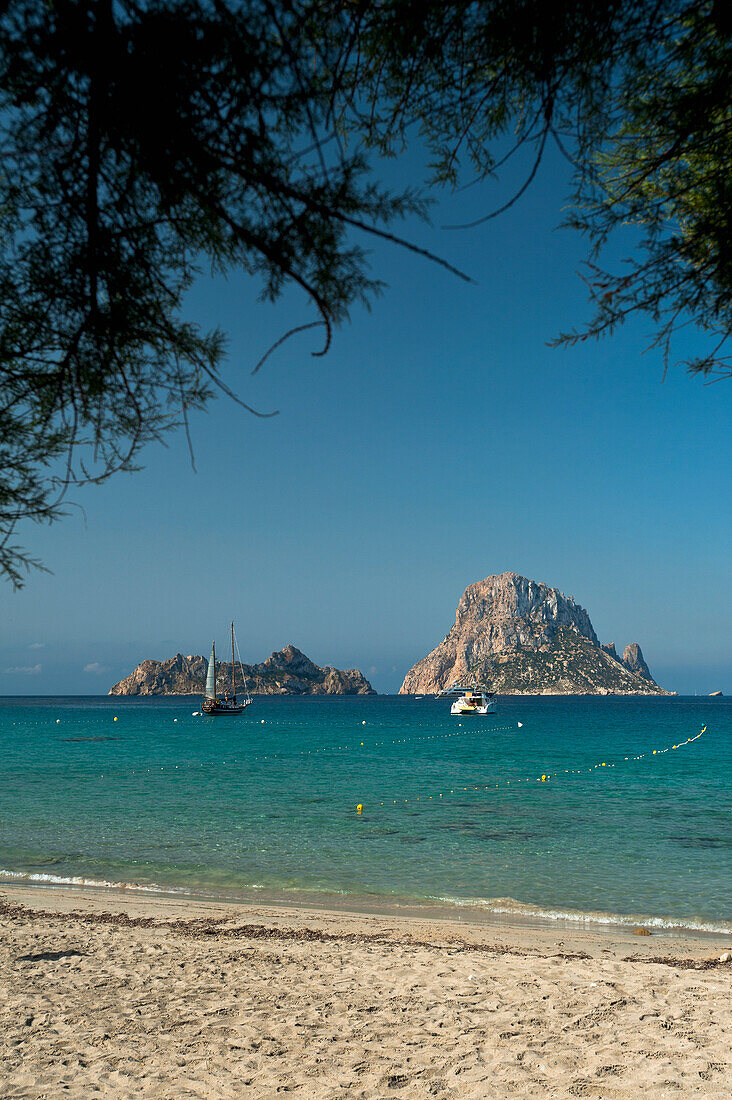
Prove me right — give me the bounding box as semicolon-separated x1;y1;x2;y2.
2;873;730;941
2;884;730;1098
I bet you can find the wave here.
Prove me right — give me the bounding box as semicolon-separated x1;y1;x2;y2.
0;868;265;895
1;868;183;893
425;893;732;936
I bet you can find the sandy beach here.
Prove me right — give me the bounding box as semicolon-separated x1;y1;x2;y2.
0;887;730;1098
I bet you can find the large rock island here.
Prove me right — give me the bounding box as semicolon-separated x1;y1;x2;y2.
400;572;670;695
110;644;375;696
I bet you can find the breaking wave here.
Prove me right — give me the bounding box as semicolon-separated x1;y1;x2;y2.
426;894;732;936
0;868;266;896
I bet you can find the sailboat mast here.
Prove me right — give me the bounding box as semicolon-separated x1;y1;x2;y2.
231;621;236;700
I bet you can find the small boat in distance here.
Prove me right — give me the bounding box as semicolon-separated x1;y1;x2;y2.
437;682;496;715
202;622;252;716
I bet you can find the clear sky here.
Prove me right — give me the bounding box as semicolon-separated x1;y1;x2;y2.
1;145;730;695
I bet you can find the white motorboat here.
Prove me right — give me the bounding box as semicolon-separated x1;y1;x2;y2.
438;682;496;715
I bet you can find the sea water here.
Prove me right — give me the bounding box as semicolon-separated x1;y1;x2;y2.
1;694;730;933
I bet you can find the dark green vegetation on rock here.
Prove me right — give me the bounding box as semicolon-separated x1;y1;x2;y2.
110;645;375;696
480;628;664;696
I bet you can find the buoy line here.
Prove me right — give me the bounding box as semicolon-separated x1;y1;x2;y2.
355;727;707;813
71;724;706;796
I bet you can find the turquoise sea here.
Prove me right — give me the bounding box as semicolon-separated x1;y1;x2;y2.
1;694;730;933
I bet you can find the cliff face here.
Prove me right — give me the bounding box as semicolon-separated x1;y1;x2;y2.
621;643;653;682
110;644;375;696
400;572;669;696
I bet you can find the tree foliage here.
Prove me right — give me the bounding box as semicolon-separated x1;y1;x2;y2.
1;0;731;586
341;1;732;374
562;3;732;375
0;0;436;586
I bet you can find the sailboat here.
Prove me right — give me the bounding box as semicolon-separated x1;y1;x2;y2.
201;622;252;715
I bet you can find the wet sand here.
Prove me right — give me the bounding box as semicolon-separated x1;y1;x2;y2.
1;886;730;1098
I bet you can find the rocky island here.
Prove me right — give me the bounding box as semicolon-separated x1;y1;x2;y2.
110;644;375;696
400;572;670;696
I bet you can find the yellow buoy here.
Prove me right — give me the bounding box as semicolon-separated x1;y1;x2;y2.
356;804;363;814
113;716;118;721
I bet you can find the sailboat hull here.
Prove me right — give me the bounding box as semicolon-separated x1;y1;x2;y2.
202;699;250;716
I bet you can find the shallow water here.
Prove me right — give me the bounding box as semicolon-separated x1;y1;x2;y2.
1;694;730;932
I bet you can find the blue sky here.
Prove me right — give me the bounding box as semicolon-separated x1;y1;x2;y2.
1;145;730;695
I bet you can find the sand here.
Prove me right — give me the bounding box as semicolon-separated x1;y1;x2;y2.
0;887;730;1099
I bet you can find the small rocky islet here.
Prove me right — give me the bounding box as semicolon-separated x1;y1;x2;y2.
109;644;375;696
